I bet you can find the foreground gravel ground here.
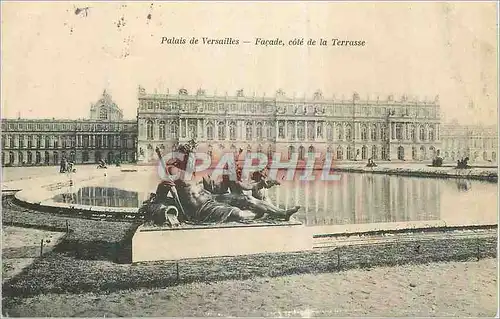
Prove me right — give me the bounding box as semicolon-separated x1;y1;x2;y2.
4;258;497;317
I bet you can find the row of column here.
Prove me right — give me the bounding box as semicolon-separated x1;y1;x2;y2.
390;122;439;142
3;134;134;149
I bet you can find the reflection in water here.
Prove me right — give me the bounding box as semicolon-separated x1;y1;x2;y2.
51;173;497;227
53;187;139;208
266;174;442;226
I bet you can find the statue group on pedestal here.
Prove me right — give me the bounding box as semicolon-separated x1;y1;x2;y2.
139;139;300;227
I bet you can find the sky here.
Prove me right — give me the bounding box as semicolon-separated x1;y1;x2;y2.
1;2;498;126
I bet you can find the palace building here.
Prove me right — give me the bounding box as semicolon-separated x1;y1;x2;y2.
441;122;498;163
2;87;496;167
136;87;442;163
1;91;137;166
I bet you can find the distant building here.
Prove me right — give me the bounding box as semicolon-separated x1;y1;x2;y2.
441;122;498;163
136;87;442;163
1;91;137;166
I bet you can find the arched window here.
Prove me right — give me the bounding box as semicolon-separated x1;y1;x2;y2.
99;107;108;120
297;122;305;140
483;151;488;161
206;122;214;140
326;123;333;141
298;146;305;160
218;121;226;140
410;125;416;141
371;145;378;160
371;124;377;140
229;122;236;140
146;120;154;140
52;151;57;165
307;146;315;159
361;125;368;140
419;125;425;141
347;146;353;160
336;146;343;160
82;151;89;162
35;151;41;164
44;151;50;164
170;121;178;138
412;147;417;160
361;145;368;160
188;120;197;139
246;122;253;140
345;124;352;141
278;121;285;139
159;121;166;140
429;126;435;141
288;146;295;160
256;122;263;140
492;152;497;161
419;146;426;160
307;121;315;140
395;124;402;140
27;151;32;164
9;151;15;164
336;123;344;140
380;125;387;141
287;121;295;140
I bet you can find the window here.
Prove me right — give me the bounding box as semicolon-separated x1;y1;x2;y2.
297;122;305;140
371;145;378;160
246;122;253;140
159;121;166;140
206;123;214;140
229;122;236;140
287;121;295;140
327;123;333;141
278;121;285;139
371;124;377;140
429;126;435;141
170;121;178;138
288;146;295;160
218;122;226;140
298;146;305;161
316;123;323;138
410;125;416;141
99;107;108;120
147;120;154;140
361;124;368;140
307;122;315;140
188;120;197;139
419;125;425;141
256;122;263;140
395;124;402;140
336;146;343;160
345;124;352;141
336;124;343;140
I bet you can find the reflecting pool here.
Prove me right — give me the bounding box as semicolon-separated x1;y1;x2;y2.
52;172;498;227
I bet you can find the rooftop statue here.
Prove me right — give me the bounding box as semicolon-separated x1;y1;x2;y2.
139;139;300;227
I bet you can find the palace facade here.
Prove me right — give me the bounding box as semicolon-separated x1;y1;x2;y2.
1;91;137;166
441;123;498;163
2;87;496;167
136;87;442;163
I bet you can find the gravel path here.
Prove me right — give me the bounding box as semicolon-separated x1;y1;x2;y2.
5;258;497;317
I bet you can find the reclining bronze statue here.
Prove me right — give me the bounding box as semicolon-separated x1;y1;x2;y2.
139;140;300;227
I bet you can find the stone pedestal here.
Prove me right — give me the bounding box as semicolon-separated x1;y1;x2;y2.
132;221;313;262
